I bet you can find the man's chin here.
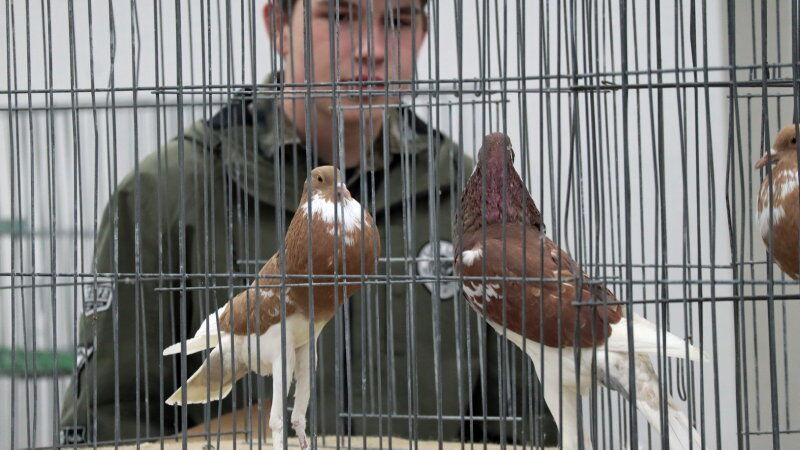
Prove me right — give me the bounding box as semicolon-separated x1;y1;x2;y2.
339;106;386;125
310;93;401;122
339;93;392;106
333;95;396;119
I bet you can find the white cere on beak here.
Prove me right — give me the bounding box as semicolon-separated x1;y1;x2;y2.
335;183;348;200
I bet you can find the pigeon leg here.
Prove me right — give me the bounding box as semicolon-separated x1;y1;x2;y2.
291;343;312;449
269;346;296;450
541;381;584;450
489;322;591;449
524;340;588;450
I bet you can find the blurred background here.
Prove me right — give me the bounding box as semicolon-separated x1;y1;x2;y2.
1;0;799;448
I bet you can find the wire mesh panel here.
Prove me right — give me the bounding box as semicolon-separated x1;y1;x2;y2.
1;0;799;449
729;2;800;448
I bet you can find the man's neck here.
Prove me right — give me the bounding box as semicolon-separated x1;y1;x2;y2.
281;97;383;168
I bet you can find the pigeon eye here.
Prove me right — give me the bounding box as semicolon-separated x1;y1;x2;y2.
317;175;323;183
792;138;797;144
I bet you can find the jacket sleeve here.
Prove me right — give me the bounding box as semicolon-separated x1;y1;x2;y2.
59;135;264;443
58;160;193;442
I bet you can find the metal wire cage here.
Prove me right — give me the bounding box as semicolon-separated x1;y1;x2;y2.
2;0;799;449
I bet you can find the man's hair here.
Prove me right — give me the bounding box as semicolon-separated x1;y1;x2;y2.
276;0;295;12
277;0;427;14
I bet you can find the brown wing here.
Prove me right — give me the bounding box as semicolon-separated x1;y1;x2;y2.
217;253;298;335
282;203;381;318
524;191;546;232
759;166;800;279
456;223;621;348
218;202;381;336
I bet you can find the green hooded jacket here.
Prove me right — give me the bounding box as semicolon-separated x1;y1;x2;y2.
58;79;557;446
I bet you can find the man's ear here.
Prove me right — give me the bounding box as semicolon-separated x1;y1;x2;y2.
263;1;290;56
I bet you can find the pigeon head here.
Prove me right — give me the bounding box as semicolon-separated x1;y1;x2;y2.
477;132;515;168
302;165;352;203
458;133;544;234
755;123;799;169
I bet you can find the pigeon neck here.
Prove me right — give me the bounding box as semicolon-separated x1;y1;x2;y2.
461;163;527;232
777;151;799;169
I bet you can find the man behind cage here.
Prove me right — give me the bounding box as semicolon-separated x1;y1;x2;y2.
59;0;558;445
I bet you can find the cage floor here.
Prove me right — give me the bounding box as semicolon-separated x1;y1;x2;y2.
97;436;548;449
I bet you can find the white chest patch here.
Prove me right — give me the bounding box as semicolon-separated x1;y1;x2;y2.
778;170;799;199
461;248;483;266
193;304;229;337
758;203;786;241
760;169;799;203
299;194;364;234
462;281;502;310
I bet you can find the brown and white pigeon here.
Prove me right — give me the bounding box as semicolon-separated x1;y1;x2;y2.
163;166;380;450
454;133;704;449
756;123;800;279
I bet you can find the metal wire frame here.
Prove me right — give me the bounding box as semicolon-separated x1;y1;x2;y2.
3;65;800;95
1;0;799;449
7;270;800;291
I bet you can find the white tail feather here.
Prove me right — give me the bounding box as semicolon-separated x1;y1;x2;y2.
162;333;221;356
164;368;235;405
488;318;703;449
164;346;249;405
607;314;708;361
163;305;228;356
603;352;702;450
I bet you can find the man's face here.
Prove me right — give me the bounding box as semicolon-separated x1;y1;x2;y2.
272;0;427;124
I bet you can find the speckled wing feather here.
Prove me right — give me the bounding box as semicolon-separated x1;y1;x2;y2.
757;162;800;279
456;222;621;348
217;253;298;336
218;195;380;336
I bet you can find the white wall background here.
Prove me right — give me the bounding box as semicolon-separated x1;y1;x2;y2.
731;1;800;448
2;0;794;448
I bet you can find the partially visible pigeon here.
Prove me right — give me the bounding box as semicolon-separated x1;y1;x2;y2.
756;123;800;279
454;133;705;449
163;166;380;450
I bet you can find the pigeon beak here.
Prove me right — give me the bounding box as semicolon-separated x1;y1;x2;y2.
755;149;779;170
336;183;350;200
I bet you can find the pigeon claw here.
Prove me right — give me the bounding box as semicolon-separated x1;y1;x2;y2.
292;419;309;450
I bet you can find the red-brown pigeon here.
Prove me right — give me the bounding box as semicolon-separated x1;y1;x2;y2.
454;133;704;449
163;166;380;450
756;123;800;279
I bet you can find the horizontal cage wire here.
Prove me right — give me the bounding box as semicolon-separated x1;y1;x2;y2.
1;0;799;449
